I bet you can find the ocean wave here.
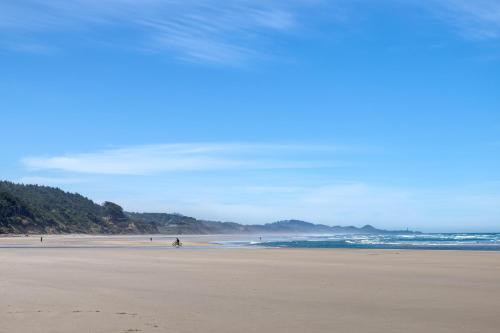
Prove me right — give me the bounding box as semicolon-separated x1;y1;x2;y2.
247;233;500;251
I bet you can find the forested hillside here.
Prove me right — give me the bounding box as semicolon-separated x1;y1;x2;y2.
0;181;155;234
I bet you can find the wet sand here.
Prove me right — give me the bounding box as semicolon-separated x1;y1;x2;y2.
1;236;500;333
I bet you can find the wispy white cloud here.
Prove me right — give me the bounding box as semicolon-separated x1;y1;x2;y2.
0;0;321;64
19;176;85;186
2;41;55;54
22;143;349;175
421;0;500;39
4;1;498;62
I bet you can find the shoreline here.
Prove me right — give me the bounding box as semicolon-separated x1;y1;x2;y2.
1;233;500;251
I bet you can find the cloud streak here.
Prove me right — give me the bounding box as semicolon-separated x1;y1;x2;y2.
418;0;500;39
3;1;499;63
19;176;85;186
0;0;319;64
22;143;349;175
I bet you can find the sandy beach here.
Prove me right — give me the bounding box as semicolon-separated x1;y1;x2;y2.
1;236;500;333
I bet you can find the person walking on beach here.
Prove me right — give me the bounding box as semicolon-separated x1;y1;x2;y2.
173;237;181;247
40;236;43;243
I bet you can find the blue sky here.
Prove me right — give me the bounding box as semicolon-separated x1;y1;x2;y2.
1;0;500;231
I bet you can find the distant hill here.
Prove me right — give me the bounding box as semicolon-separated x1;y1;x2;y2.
0;181;419;235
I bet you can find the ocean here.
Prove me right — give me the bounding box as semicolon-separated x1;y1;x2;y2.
218;233;500;251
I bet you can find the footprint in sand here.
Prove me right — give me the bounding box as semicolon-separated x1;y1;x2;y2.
116;312;138;316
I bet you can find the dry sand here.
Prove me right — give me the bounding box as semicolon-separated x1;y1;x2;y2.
1;236;500;333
